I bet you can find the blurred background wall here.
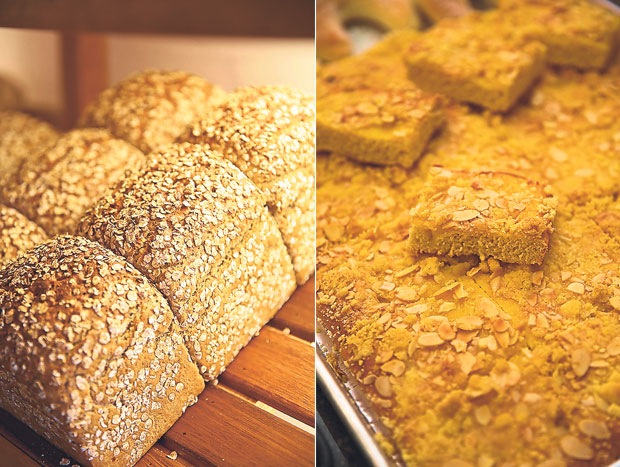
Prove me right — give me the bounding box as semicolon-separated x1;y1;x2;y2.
0;28;315;126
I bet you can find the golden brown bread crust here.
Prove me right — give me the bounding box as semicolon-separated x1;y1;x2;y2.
3;128;144;236
79;70;226;154
180;85;316;283
0;203;48;268
0;111;59;190
0;236;204;466
77;143;296;378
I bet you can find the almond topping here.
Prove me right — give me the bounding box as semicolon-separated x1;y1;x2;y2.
571;348;591;377
438;321;456;341
395;286;417;302
493;318;509;333
578;419;610;440
531;271;544;285
381;359;406;377
567;282;585;294
418;332;444;347
474;406;491;426
609;296;620;311
374;376;392;398
457;352;476;375
453;210;480;222
560;436;593;460
473;199;489;211
456;316;483;331
478;298;498;318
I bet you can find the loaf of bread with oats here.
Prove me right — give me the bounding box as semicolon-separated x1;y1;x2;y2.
0;236;204;467
180;85;316;285
0;203;48;267
2;128;144;236
77;143;296;379
79;70;226;154
0;111;59;190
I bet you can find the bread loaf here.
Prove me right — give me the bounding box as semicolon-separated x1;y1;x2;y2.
78;143;296;379
0;203;48;267
0;111;59;189
180;85;316;284
3;128;144;236
0;236;204;466
79;70;226;153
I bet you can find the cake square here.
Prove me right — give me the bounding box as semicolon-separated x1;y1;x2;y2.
317;87;444;167
499;0;620;70
409;167;557;264
404;12;547;111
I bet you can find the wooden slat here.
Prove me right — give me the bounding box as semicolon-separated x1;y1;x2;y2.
137;444;193;467
0;409;74;467
0;0;315;38
220;326;315;426
0;436;38;467
61;32;108;128
270;276;315;342
160;385;314;467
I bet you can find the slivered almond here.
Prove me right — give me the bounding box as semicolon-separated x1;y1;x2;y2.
418;332;444;347
457;352;476;375
438;321;456;341
395;286;417;302
474;406;491;426
478;298;498;318
453;210;480;222
571;348;591;377
567;282;585;294
374;376;392;398
473;199;489;211
531;271;544;285
493;318;509;333
578;419;610;440
560;436;593;460
381;359;406;377
456;316;483;331
609;296;620;311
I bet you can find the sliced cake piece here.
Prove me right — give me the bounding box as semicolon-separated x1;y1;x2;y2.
499;0;620;69
317;86;444;167
409;166;557;264
0;236;204;466
405;12;546;111
77;143;296;380
180;85;315;284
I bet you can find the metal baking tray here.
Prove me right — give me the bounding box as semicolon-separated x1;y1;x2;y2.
317;2;620;466
316;322;404;467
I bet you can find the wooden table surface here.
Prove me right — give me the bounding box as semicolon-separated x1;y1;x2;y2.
0;278;316;467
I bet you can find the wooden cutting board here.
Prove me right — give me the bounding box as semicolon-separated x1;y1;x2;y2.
0;278;315;467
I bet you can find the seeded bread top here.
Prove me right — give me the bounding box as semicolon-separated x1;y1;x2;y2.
0;111;59;188
181;85;315;185
0;204;48;268
4;128;144;236
80;70;225;154
77;142;265;301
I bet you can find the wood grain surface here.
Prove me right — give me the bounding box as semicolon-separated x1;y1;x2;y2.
0;0;315;37
0;277;315;467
